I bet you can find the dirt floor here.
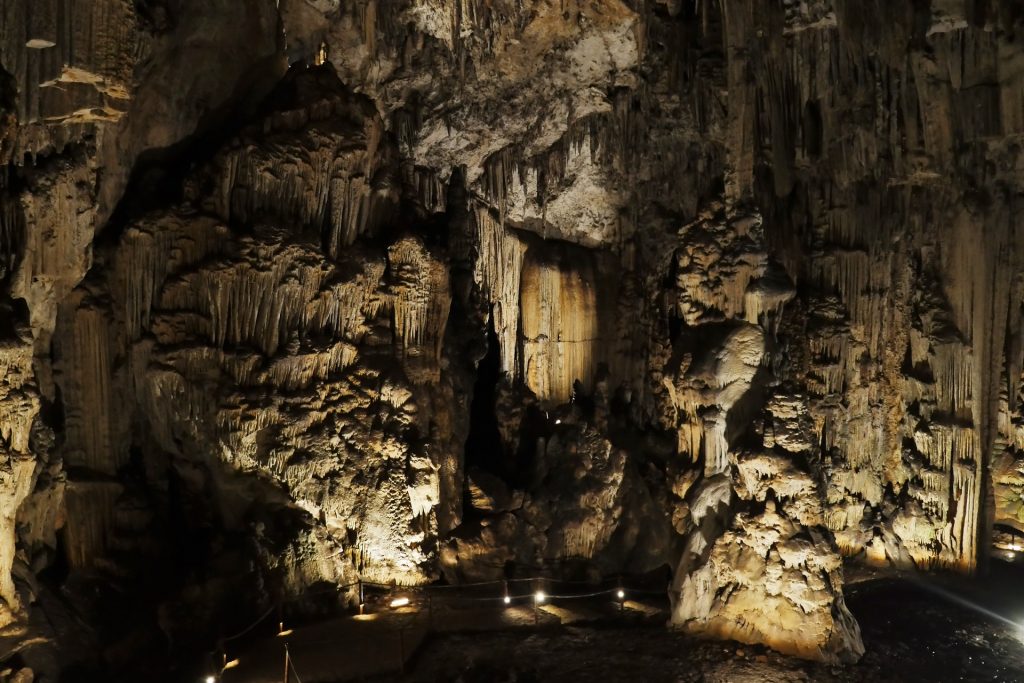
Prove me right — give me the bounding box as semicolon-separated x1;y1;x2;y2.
389;558;1024;683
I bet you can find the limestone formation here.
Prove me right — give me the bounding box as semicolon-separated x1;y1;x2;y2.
443;420;673;583
2;0;1024;677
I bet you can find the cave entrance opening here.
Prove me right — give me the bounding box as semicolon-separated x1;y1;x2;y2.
463;310;506;478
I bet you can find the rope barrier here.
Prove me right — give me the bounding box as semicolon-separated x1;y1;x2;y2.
288;653;305;683
542;588;619;600
222;605;276;643
360;578;652;590
357;579;667;603
210;573;670;674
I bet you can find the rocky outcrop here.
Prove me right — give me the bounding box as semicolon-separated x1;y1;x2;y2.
52;70;459;592
443;419;673;582
661;203;861;662
0;0;285;659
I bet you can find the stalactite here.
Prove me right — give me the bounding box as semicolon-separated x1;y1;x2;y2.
520;247;599;405
386;236;451;362
0;194;23;279
10;158;97;351
0;0;137;161
62;481;120;570
473;206;526;375
54;302;125;473
147;232;391;359
115;215;228;341
0;340;36;455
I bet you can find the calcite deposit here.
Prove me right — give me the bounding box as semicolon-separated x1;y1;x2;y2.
2;0;1024;677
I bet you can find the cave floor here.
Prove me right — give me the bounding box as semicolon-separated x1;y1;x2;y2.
385;559;1024;683
217;558;1024;683
222;591;667;682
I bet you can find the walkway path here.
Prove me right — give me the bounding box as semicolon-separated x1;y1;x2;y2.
219;590;669;682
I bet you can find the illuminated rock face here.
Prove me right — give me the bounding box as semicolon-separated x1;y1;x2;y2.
662;206;861;662
4;0;1024;675
520;246;600;405
51;72;457;590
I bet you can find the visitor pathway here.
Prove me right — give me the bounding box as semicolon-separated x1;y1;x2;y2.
218;590;669;682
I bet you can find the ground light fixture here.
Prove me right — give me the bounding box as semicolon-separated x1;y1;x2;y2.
534;590;546;603
503;594;511;604
390;596;411;608
617;589;625;599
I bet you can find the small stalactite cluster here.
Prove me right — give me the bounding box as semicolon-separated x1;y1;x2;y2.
194;70;400;259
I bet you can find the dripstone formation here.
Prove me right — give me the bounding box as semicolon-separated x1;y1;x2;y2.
1;0;1023;677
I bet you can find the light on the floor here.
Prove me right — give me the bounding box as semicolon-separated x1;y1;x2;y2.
223;659;239;671
390;597;411;608
617;589;625;599
205;676;215;683
534;591;546;603
277;621;293;637
554;419;561;425
503;595;511;604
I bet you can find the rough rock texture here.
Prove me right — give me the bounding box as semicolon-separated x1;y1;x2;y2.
662;205;860;662
443;418;672;582
3;0;1024;677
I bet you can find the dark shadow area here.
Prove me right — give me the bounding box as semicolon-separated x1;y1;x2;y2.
842;557;1024;682
98;49;287;248
464;313;505;476
803;99;823;159
512;405;551;489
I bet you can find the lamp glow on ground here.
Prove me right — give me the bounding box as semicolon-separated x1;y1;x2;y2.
205;676;215;683
389;597;410;608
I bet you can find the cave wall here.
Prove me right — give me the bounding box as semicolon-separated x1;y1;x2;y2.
724;0;1024;573
1;0;1024;675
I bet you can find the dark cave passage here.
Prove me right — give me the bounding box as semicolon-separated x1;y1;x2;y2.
463;312;505;477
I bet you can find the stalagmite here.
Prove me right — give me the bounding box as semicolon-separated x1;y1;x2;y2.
473;207;527;375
